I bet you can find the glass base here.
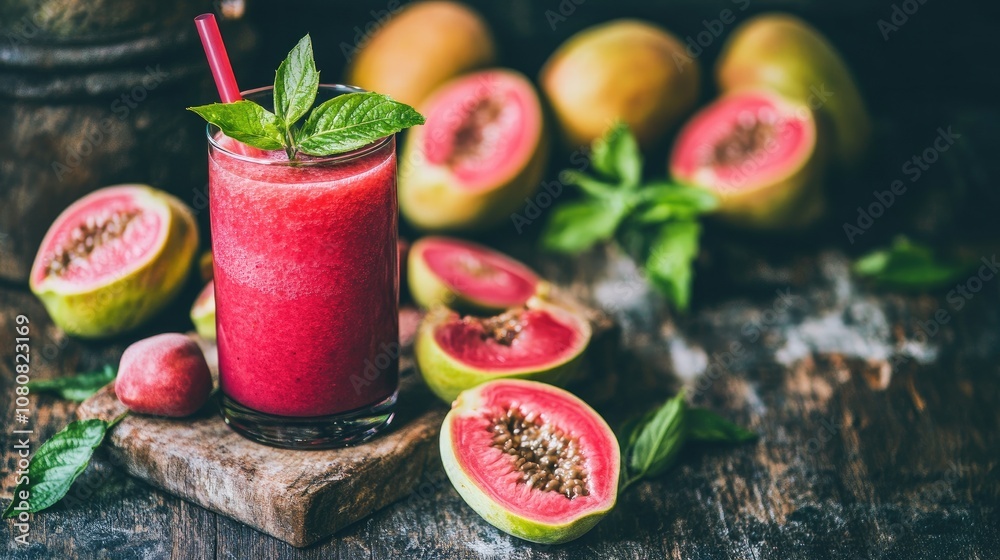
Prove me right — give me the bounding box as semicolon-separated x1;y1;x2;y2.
220;391;397;449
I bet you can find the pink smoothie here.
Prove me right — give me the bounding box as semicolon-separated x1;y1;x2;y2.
209;135;398;417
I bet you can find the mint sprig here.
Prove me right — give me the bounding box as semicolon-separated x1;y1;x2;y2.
541;123;717;310
853;236;977;290
27;364;116;402
188;34;424;160
620;391;756;491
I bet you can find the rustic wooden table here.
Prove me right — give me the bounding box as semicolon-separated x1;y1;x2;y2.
2;109;998;559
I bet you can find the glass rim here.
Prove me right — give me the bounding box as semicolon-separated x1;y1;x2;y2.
205;84;393;167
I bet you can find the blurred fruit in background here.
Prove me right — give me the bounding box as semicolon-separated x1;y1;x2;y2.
30;184;199;339
540;19;700;149
346;1;496;107
715;13;872;168
190;280;216;341
669;90;825;230
399;69;548;232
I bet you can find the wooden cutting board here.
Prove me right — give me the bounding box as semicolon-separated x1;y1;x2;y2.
76;300;613;548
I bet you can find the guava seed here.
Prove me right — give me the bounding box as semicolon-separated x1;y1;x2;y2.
46;210;141;277
449;98;508;166
712;111;776;167
490;406;590;499
474;310;524;346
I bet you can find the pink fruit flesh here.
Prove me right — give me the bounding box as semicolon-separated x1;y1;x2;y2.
422;237;538;309
115;333;213;417
450;380;618;523
670;91;812;191
32;186;163;289
421;71;540;190
435;308;581;371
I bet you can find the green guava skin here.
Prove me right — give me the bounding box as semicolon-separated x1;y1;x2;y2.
30;186;199;339
439;379;620;544
190;280;216;341
415;299;591;403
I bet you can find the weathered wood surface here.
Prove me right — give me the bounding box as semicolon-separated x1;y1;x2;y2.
75;353;446;548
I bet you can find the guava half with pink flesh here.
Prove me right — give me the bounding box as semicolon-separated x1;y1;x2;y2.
399;69;548;231
30;184;199;338
408;236;539;313
190;280;216;341
669;90;825;230
440;379;619;544
416;297;590;403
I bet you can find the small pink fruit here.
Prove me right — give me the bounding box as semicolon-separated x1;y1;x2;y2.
115;333;212;417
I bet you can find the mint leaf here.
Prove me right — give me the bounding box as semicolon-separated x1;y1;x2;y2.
645;220;701;311
686;408;757;443
273;34;319;130
626;391;687;483
591;122;642;187
621;392;756;490
187;100;285;150
541;197;631;254
3;419;113;517
631;184;718;224
296;92;425;156
560;170;618;199
854;237;974;289
28;365;115;402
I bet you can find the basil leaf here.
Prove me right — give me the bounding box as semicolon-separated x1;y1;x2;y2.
27;365;116;402
541;197;630;254
296;92;425;156
645;220;701;311
854;237;974;289
626;391;687;481
273;34;319;129
187;100;285;150
591;122;642;188
686;408;757;443
3;419;113;517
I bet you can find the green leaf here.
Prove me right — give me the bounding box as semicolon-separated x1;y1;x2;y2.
644;220;701;310
560;170;618;199
3;419;111;517
626;391;687;482
187;101;285;151
854;237;974;290
27;365;116;402
273;34;319;129
590;122;642;187
686;408;757;443
296;92;425;156
541;197;630;254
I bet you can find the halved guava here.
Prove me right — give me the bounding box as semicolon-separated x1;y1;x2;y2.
190;280;216;341
440;379;619;544
669;90;825;230
399;69;548;231
408;236;539;313
416;297;591;403
30;184;199;338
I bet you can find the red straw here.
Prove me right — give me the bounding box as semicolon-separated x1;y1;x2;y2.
194;14;242;103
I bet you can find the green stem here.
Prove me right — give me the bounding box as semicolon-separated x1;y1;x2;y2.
108;410;130;429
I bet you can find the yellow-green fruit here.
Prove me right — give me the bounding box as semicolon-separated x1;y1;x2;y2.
540;19;700;148
399;69;548;232
715;13;872;168
190;280;216;341
345;1;496;107
30;184;199;339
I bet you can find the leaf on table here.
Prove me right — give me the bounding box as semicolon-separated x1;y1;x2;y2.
27;365;116;402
